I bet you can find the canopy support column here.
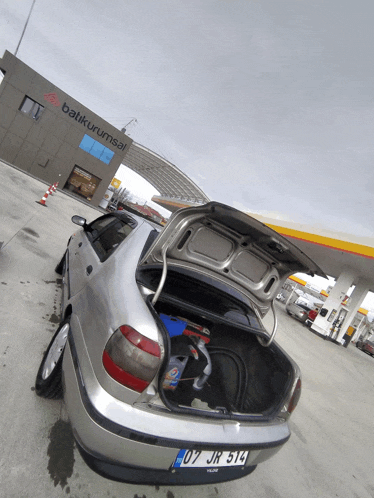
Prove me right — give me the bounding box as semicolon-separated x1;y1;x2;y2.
311;269;356;338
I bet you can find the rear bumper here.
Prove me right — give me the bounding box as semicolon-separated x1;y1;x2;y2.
75;436;257;485
363;348;374;355
62;334;289;484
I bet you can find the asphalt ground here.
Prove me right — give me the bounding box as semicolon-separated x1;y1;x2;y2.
1;159;374;498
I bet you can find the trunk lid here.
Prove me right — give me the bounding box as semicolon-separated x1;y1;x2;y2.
140;202;326;316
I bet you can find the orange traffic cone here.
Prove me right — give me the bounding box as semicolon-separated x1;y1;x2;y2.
36;189;49;206
49;182;59;195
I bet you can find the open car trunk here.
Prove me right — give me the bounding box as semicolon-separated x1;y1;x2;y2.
139;269;296;421
137;203;319;421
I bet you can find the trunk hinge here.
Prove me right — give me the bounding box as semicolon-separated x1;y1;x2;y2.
257;300;278;347
151;243;169;305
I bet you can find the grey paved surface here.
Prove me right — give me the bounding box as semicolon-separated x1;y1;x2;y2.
1;160;374;498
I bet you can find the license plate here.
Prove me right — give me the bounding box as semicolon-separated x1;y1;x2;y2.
173;449;249;468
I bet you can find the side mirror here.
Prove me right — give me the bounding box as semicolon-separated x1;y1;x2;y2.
71;215;87;227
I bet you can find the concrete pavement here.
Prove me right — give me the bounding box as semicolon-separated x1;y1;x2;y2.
1;159;374;498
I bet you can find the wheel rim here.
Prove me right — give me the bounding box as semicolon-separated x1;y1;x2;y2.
41;323;69;380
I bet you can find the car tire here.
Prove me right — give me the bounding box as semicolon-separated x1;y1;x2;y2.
55;252;66;275
35;318;70;399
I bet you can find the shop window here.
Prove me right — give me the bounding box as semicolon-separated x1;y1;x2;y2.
64;165;101;201
79;134;115;164
19;96;44;121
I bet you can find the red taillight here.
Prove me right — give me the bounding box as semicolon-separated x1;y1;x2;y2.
103;351;150;392
103;326;161;393
287;378;302;414
119;325;161;357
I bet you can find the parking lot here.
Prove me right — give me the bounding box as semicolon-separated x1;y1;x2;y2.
1;159;374;498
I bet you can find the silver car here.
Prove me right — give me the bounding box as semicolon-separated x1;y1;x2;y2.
356;338;374;356
286;302;312;323
35;202;325;485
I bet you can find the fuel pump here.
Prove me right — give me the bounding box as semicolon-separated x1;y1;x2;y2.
330;308;348;340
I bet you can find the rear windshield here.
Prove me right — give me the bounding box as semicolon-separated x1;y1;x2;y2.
137;267;262;330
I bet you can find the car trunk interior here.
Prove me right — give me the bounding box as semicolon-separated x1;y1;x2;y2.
154;299;293;419
139;268;294;419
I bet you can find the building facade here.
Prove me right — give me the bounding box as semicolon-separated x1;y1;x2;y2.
0;50;132;206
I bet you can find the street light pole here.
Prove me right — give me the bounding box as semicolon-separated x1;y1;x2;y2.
121;118;137;134
15;0;36;56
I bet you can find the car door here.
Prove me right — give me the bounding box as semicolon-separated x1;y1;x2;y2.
68;214;135;297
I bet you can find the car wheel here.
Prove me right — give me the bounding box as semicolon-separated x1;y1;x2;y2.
35;318;70;399
55;252;66;275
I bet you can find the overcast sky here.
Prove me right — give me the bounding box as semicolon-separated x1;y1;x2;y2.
1;0;374;304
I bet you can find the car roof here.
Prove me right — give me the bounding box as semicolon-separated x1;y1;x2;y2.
106;209;162;231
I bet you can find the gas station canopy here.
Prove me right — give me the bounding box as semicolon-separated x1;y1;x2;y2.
123;142;210;211
246;214;374;344
122;142;374;288
249;214;374;289
121;142;374;343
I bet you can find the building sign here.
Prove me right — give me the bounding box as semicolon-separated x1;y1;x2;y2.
305;283;321;293
42;92;128;152
62;102;127;151
111;178;121;189
44;93;61;107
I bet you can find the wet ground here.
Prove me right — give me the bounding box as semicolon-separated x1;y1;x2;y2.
1;160;374;498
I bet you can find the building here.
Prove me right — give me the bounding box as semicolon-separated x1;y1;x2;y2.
0;50;132;207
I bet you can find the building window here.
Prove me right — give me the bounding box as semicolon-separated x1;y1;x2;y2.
79;134;115;165
64;165;101;201
19;96;44;121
